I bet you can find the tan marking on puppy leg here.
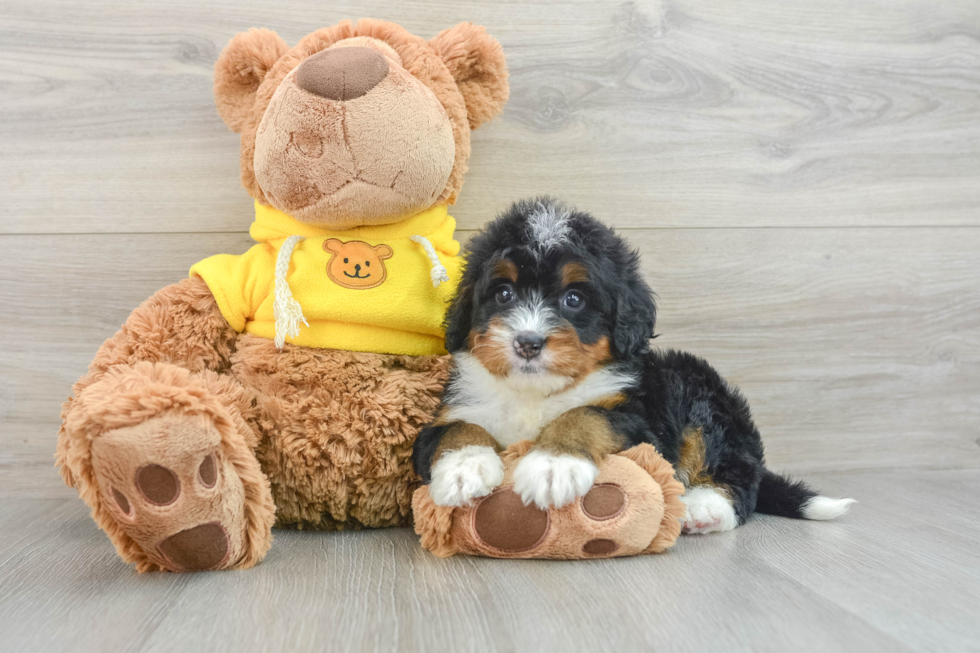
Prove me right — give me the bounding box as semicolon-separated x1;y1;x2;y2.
433;422;501;463
468;317;512;377
589;393;627;410
431;406;454;426
493;259;519;282
676;426;730;497
676;426;707;486
535;406;625;464
546;331;612;382
561;262;589;286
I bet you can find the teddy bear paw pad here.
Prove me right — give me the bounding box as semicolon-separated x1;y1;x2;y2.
473;487;550;553
580;484;627;521
90;414;250;572
158;523;230;571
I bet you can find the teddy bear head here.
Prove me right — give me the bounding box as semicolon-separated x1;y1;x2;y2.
213;19;508;230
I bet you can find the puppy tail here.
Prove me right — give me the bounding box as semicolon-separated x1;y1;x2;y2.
755;469;855;520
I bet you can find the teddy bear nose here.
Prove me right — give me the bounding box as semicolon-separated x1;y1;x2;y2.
295;47;389;101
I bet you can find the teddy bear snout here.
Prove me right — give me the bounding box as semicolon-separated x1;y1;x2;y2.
295;47;389;101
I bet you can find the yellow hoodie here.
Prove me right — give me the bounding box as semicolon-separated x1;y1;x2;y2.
190;201;461;356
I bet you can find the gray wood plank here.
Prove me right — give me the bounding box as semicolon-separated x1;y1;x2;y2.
1;470;976;652
3;0;980;234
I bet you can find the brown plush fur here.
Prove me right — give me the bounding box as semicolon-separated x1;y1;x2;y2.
58;278;451;569
412;442;686;560
233;334;450;530
214;28;289;132
58;19;506;573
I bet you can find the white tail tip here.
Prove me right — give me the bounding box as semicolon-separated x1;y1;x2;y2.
802;496;856;520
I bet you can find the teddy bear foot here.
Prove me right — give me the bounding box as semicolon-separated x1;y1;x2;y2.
90;413;261;571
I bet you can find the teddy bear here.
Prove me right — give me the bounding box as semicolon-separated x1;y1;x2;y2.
412;442;686;559
55;18;509;572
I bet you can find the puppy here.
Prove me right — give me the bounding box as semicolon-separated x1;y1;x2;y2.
413;198;854;534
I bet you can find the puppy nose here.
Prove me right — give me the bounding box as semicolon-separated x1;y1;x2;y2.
295;47;389;101
514;333;546;360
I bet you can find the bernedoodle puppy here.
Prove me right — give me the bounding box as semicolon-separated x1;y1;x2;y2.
412;198;854;534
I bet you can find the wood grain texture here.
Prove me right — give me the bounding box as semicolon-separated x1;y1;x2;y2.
1;470;978;652
2;0;980;650
2;0;980;233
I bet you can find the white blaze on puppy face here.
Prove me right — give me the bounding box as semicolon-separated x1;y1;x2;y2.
469;290;564;378
526;201;571;258
503;291;556;336
502;291;561;374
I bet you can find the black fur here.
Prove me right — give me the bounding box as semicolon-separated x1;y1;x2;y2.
416;197;832;524
756;470;818;519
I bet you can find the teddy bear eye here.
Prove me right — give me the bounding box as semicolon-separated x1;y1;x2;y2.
344;258;348;263
365;261;370;267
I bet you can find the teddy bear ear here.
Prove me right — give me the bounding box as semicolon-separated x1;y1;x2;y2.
429;23;509;130
214;28;289;132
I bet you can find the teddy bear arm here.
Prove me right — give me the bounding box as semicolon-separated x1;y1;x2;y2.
55;278;276;572
58;276;243;480
91;276;237;379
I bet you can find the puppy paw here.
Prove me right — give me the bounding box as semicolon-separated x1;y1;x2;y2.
680;486;738;535
513;450;599;510
429;446;505;507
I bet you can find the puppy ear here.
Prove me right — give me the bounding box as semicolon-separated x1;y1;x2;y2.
214;28;289;132
612;262;657;359
429;23;509;129
443;264;476;353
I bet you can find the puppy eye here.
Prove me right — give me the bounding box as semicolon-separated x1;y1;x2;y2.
562;290;585;311
495;285;515;305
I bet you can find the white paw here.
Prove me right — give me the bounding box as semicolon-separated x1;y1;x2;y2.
429;446;505;508
680;486;738;535
512;450;599;510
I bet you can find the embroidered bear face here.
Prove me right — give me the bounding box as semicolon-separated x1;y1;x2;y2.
324;238;393;289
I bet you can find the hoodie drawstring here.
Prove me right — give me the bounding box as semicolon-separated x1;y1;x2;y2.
410;235;450;287
273;235;308;349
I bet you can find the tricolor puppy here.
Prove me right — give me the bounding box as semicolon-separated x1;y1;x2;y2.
413;198;854;534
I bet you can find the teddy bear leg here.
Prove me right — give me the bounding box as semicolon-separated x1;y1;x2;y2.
60;362;276;572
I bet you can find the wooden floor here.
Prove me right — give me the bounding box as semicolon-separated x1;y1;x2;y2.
2;0;980;650
3;470;979;652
